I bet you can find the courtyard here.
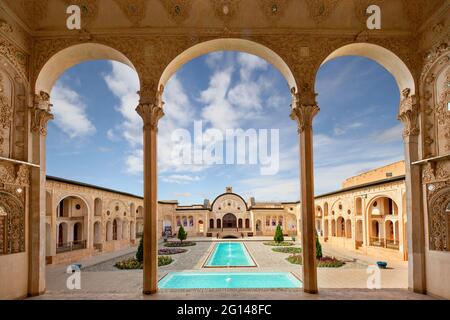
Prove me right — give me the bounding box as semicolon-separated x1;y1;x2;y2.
32;236;426;300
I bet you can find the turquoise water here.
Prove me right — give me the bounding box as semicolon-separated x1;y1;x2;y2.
159;272;302;289
205;242;256;267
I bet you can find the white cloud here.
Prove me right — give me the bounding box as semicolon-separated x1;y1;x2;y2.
237;53;268;81
51;83;96;138
371;124;403;143
125;149;143;175
161;174;201;184
103;62;141;146
237;176;299;201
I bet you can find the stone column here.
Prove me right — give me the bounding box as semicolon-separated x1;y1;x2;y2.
29;91;54;296
136;85;164;295
290;88;319;294
398;88;426;293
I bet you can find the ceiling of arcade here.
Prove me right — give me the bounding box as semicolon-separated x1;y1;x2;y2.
0;0;448;97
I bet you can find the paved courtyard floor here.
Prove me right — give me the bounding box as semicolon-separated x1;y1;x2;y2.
34;238;432;300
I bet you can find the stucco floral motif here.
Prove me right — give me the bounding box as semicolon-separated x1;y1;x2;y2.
258;0;292;22
306;0;342;25
31;91;54;136
0;191;25;254
211;0;240;23
114;0;147;26
136;85;165;131
160;0;192;24
0;37;28;81
20;0;48;28
398;88;420;137
0;74;11;129
427;182;450;251
290;87;320;134
435;68;450;152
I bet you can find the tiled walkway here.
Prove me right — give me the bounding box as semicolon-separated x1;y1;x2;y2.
35;239;429;300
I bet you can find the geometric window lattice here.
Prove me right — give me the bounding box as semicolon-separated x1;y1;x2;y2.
0;192;25;255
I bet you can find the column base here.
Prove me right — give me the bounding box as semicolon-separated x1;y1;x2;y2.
303;288;319;294
143;289;158;295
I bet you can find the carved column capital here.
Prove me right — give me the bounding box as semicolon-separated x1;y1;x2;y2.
136;85;165;131
290;87;320;133
398;88;420;138
31;91;54;136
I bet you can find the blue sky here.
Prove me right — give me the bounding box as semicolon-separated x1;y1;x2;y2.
47;52;403;204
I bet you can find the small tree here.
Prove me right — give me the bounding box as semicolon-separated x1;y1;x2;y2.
274;224;284;243
177;225;187;243
136;236;144;263
315;231;323;259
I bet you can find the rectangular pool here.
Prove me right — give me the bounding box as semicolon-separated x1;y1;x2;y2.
205;242;256;267
159;272;302;289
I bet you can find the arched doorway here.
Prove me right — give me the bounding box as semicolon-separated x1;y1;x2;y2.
223;213;237;229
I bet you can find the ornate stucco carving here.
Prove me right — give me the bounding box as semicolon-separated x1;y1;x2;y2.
20;0;48;28
114;0;147;26
398;88;420;137
211;0;240;23
305;0;342;25
0;73;12;156
0;36;28;82
160;0;193;24
427;181;450;251
290;87;320;134
136;85;165;131
0;191;25;254
31;91;54;136
258;0;292;23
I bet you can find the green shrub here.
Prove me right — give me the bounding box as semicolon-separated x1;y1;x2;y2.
285;254;345;268
164;241;196;247
136;236;144;263
272;247;302;254
158;256;173;267
274;224;284;243
114;256;174;269
263;241;294;247
177;225;187;243
315;231;323;259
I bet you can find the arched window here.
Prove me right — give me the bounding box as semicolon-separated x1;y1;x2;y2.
176;216;181;227
198;220;204;233
113;219;118;241
73;222;82;242
209;219;214;229
188;216;194;227
238;218;243;229
183;216;188;227
216;219;221;229
245;218;250;229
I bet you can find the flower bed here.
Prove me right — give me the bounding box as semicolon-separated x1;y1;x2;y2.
158;248;187;255
286;255;345;268
272;247;302;254
164;241;196;247
263;241;294;247
114;256;173;269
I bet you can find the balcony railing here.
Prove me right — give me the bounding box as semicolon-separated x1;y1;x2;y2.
369;237;399;250
56;240;87;253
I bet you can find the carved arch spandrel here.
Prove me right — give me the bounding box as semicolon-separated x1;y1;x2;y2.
32;36;146;93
